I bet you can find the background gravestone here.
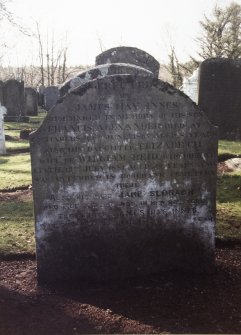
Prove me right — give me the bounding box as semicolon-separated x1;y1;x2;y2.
38;85;45;107
182;69;199;103
30;74;218;284
0;104;7;155
0;81;4;105
59;63;153;97
96;47;160;78
198;58;241;140
3;79;29;122
43;86;59;111
25;87;38;116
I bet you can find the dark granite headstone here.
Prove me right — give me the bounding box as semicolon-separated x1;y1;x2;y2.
0;81;4;105
25;87;38;116
0;104;7;155
96;47;160;78
38;85;45;107
59;63;153;97
43;86;59;111
3;79;29;122
198;58;241;140
30;75;217;284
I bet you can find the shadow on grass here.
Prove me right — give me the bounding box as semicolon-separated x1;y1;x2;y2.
0;157;9;164
0;168;30;174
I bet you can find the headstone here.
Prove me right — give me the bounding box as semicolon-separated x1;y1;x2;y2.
59;63;153;97
96;47;160;77
25;87;38;116
43;86;59;111
0;81;4;105
38;85;45;107
181;69;199;103
0;104;7;155
30;74;218;285
198;58;241;140
3;79;29;122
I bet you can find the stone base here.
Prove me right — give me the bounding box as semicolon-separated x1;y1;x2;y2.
36;225;215;285
4;116;29;122
26;112;38;116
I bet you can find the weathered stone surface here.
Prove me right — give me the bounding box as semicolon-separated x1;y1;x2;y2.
3;79;28;122
0;104;7;155
182;69;199;103
0;81;4;105
38;85;45;107
96;47;160;78
25;87;38;116
43;86;59;111
59;63;153;97
30;75;218;284
198;58;241;140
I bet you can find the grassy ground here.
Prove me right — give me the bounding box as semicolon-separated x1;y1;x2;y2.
1;114;241;255
0;198;34;255
0;110;46;256
216;172;241;241
5;140;30;152
4;110;47;131
4;110;47;152
218;140;241;159
0;154;31;190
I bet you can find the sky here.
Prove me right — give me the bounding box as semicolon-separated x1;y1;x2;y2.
1;0;240;67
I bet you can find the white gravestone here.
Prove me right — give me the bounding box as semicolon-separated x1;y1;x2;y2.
0;104;7;155
182;69;199;103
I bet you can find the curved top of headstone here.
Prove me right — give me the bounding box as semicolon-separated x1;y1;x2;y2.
201;57;241;65
199;57;241;140
44;86;58;91
3;79;24;86
199;58;241;75
95;47;160;78
199;57;241;89
25;87;37;92
59;63;154;97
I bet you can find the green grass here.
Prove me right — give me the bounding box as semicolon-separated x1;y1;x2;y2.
0;198;35;256
217;203;241;240
4;110;47;131
5;140;30;151
0;154;31;190
216;172;241;240
218;140;241;156
4;129;21;137
3;110;46;153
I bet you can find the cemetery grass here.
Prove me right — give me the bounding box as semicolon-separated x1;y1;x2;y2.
4;110;47;152
4;110;47;131
0;153;31;190
0;191;34;256
216;172;241;242
218;140;241;160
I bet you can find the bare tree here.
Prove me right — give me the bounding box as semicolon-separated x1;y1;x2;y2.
165;46;183;88
36;22;45;87
196;2;241;59
35;24;72;86
0;0;28;34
